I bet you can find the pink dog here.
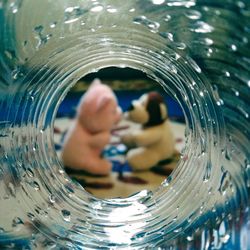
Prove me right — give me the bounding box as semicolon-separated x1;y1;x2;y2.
61;79;122;175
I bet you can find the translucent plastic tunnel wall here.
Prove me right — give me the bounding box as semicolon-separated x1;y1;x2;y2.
0;0;249;249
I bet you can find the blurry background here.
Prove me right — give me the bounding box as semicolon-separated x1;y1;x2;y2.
54;67;186;198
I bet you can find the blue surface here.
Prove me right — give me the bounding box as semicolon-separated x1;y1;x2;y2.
56;90;184;121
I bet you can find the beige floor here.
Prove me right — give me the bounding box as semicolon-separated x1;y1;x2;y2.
70;160;178;199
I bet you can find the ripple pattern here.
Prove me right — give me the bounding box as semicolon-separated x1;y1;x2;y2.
0;0;249;249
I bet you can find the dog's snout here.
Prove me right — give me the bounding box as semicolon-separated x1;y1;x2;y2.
127;104;134;111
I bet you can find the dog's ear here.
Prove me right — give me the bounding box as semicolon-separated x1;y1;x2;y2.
96;95;112;112
144;92;167;127
160;103;167;120
91;78;102;86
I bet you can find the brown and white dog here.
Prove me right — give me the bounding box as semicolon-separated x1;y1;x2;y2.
121;92;175;171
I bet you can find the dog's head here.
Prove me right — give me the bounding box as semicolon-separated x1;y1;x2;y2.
125;92;168;127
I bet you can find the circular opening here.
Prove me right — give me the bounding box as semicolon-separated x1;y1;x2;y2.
12;28;222;246
54;67;185;198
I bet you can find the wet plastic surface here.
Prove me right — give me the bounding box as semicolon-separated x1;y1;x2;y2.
0;0;249;249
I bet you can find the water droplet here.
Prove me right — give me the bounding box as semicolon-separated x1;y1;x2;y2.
231;44;237;51
169;64;177;74
185;10;202;20
64;6;87;24
214;9;221;15
160;32;174;41
133;16;160;33
217;99;224;106
219;170;231;195
237;1;245;9
245;160;250;170
175;42;186;50
223;71;230;78
43;241;56;248
212;84;225;106
33;25;52;49
49;194;56;204
203;6;209;12
225;150;231;161
90;5;103;12
164;14;171;22
61;209;71;222
50;21;57;28
167;1;195;7
30;181;40;191
219;221;230;243
204;37;214;45
8;182;16;197
247;178;250;188
12;68;24;80
152;0;165;5
237;106;249;119
65;184;75;194
12;217;24;227
242;36;248;44
107;6;117;13
186;56;202;73
174;227;182;233
200;203;204;214
27;212;35;220
206;47;213;57
148;22;160;32
191;21;214;33
34;25;43;33
212;206;216;213
10;0;22;14
203;162;212;182
162;178;170;187
187;235;194;241
58;169;65;175
4;50;15;60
